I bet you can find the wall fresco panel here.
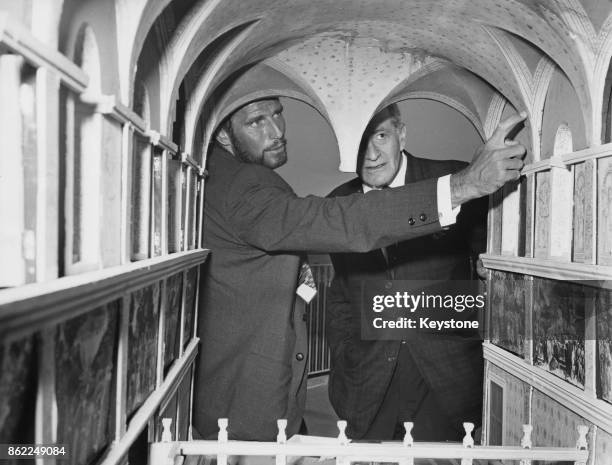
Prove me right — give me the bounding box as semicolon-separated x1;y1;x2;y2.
598;156;612;265
532;389;591;450
533;278;585;388
164;272;183;374
127;283;160;416
534;171;551;259
490;270;527;355
183;266;198;349
596;285;612;403
0;335;36;447
593;427;612;465
573;162;592;263
55;301;119;465
177;372;192;440
524;175;534;258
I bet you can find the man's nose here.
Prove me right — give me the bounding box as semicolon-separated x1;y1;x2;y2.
265;117;284;139
366;141;380;160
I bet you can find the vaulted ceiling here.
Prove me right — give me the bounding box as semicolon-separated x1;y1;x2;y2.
123;0;612;169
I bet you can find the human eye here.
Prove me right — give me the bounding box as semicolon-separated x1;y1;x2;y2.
374;131;387;141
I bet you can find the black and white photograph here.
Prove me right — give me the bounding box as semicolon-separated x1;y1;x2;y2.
0;1;611;465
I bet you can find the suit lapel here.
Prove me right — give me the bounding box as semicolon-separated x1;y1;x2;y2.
350;183;389;270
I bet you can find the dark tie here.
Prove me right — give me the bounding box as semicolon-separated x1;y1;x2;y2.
296;259;317;303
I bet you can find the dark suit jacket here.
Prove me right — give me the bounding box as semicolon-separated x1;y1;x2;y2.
326;152;487;439
193;145;450;441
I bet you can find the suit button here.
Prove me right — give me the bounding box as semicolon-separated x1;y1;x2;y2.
385;281;392;289
302;313;307;322
419;213;427;221
296;353;304;361
408;217;415;225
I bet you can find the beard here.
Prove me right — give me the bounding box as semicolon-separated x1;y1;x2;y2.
232;135;287;169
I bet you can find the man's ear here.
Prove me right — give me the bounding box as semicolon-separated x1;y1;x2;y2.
398;123;407;151
216;127;234;153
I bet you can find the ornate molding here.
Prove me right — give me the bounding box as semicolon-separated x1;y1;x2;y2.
521;142;612;175
0;250;209;341
481;253;612;287
484;342;612;435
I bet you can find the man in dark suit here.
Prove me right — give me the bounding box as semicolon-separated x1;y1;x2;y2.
193;97;525;441
326;104;487;441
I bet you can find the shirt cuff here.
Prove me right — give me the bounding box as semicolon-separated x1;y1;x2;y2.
437;174;461;227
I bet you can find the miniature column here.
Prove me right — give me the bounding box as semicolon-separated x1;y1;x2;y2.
218;418;229;465
400;422;415;465
519;424;533;465
276;419;287;465
461;422;474;465
336;420;349;465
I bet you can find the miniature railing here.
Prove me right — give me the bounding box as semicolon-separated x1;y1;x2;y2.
150;418;589;465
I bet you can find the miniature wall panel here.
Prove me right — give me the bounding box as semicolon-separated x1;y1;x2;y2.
0;336;36;446
55;301;119;465
573;161;595;263
131;134;153;261
593;428;612;465
523;176;534;258
100;118;124;267
596;286;612;404
127;283;161;417
176;372;192;441
531;389;591;448
167;159;183;253
152;148;164;257
532;277;586;388
598;156;612;266
489;270;528;356
534;171;551;259
486;363;530;447
182;266;198;349
163;272;183;374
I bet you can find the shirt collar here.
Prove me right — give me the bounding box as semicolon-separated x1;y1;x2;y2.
362;151;407;193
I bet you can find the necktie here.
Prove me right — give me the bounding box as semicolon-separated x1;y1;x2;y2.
379;186;397;278
296;260;317;303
